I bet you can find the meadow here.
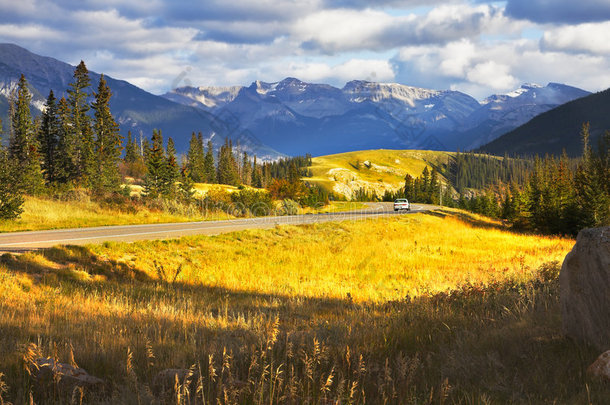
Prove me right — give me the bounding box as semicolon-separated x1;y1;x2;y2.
0;209;606;404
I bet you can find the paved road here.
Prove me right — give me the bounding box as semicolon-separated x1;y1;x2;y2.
0;203;437;252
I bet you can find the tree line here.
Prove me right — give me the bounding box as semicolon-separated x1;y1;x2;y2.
1;62;123;219
0;63;324;220
398;125;609;235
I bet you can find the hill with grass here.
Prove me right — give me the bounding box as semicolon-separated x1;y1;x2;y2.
305;149;455;199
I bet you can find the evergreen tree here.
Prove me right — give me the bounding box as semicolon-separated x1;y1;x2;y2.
67;61;95;185
251;156;261;188
217;138;239;185
39;90;61;184
179;163;196;203
574;123;610;228
186;132;204;182
163;137;179;197
55;96;76;185
91;74;123;193
9;74;44;194
204;140;216;183
0;146;24;219
143;129;166;198
241;152;252;186
124;131;138;164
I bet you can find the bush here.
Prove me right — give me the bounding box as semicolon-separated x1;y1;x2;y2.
230;189;273;217
281;199;300;216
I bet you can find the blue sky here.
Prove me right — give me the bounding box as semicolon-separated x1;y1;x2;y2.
1;0;609;99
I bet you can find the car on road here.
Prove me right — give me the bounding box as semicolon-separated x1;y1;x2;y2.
394;198;411;211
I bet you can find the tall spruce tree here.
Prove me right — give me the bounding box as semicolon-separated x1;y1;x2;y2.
39;90;61;184
67;61;95;185
55;96;76;185
124;131;138;163
9;74;44;194
144;129;166;198
163;137;179;197
204;140;216;183
91;74;123;193
186;132;204;182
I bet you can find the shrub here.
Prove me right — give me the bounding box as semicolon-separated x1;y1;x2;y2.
281;199;300;216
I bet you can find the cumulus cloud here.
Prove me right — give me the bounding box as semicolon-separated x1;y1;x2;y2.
541;22;610;55
294;4;509;53
503;0;610;24
395;38;610;99
0;0;608;98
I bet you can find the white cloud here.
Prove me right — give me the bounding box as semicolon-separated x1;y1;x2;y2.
466;60;518;89
292;4;511;53
541;22;610;55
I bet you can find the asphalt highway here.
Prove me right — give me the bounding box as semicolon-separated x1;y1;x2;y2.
0;203;438;252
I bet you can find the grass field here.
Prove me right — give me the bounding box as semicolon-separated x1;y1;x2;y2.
0;209;604;404
307;149;455;199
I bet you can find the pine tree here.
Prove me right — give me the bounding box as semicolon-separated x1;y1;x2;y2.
186;132;204;182
241;152;252;186
55;96;76;185
67;61;95;185
91;74;123;193
574;123;610;228
179;163;195;203
217;138;239;185
143;129;166;198
9;74;44;194
124;131;138;163
39;90;61;184
163;137;179;197
204;140;216;183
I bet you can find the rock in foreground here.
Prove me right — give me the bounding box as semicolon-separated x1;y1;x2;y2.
560;227;610;352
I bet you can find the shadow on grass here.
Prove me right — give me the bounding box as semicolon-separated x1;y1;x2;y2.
0;244;604;404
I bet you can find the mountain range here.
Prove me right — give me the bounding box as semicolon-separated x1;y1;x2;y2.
0;43;281;159
0;43;595;158
165;79;590;156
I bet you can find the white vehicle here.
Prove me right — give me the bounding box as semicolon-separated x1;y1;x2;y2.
393;198;411;211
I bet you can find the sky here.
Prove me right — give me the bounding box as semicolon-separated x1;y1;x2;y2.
1;0;610;99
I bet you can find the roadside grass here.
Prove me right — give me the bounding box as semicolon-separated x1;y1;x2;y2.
0;209;605;403
0;195;362;234
0;195;203;233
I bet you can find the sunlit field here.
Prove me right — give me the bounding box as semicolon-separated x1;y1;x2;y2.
0;210;605;403
0;195;365;234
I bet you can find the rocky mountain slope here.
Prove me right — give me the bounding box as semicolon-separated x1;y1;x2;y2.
0;44;281;159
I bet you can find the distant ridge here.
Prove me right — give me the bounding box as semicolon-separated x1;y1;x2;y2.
165;78;590;156
479;88;610;157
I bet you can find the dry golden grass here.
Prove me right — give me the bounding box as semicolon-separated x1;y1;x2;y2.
0;195;358;234
306;149;455;198
0;210;605;404
0;196;201;233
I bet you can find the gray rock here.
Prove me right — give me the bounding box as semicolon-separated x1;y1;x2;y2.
34;357;105;398
560;227;610;351
587;350;610;381
152;368;198;397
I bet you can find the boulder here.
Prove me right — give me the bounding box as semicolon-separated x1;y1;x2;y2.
34;357;105;398
152;368;198;396
560;227;610;352
587;350;610;381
